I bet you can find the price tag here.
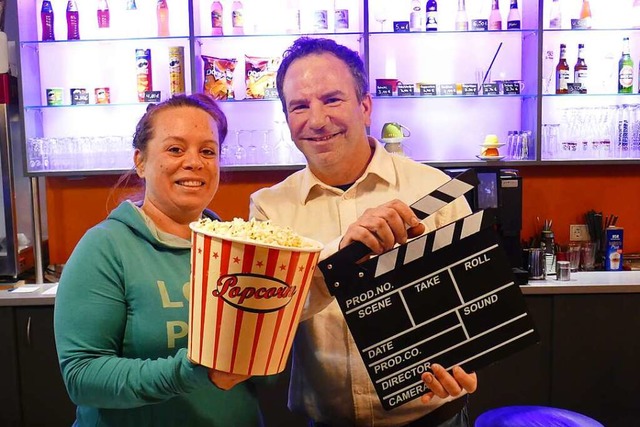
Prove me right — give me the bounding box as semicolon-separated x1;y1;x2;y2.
419;84;437;96
507;21;521;30
471;19;488;31
397;84;415;96
482;83;499;95
567;83;582;94
144;91;161;103
440;84;457;96
503;81;521;95
393;21;410;32
570;19;589;29
462;83;479;96
264;87;279;99
376;85;393;96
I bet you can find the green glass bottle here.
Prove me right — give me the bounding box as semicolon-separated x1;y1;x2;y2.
619;37;633;94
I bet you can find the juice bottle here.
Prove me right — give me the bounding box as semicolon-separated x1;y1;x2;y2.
211;1;223;36
66;1;80;40
157;0;169;37
41;1;55;41
488;0;502;31
231;1;244;35
97;0;110;29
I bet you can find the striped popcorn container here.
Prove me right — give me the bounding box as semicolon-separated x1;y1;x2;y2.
188;224;323;375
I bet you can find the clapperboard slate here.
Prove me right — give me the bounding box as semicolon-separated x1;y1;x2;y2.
318;170;539;410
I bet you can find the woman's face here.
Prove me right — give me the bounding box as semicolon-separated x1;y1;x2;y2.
135;106;220;223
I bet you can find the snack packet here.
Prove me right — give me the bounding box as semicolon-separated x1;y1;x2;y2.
202;55;237;100
245;55;282;99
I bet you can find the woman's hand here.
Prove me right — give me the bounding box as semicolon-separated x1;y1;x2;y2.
420;364;477;404
208;369;251;390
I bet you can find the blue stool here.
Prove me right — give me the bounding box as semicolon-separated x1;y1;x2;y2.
475;405;604;427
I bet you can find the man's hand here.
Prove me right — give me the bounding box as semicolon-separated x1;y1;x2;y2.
420;364;477;404
208;369;251;390
339;199;425;254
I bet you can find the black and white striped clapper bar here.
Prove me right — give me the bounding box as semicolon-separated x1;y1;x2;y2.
318;169;539;411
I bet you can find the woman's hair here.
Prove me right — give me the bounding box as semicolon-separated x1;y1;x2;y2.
109;94;227;209
276;37;368;115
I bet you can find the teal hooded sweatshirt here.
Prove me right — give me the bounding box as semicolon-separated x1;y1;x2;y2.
54;202;266;426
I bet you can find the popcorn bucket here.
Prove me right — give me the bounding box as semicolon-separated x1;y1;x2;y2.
188;223;323;375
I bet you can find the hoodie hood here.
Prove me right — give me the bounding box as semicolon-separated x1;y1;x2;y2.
107;201;191;249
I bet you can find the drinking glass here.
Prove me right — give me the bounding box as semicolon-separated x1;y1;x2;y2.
580;242;597;271
373;0;388;32
568;243;581;272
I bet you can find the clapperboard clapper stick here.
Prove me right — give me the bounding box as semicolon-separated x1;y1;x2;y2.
318;170;539;410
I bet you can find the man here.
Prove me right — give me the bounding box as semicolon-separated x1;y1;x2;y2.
250;37;477;427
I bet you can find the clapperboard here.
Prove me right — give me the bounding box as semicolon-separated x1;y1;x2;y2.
318;170;539;410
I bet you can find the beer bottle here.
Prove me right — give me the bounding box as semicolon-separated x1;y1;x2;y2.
619;37;633;94
574;43;588;94
555;43;569;94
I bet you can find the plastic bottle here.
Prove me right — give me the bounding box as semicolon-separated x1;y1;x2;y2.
157;0;169;37
66;1;80;40
41;1;55;41
549;0;561;29
97;0;110;29
211;1;223;36
455;0;468;31
410;0;423;32
579;0;592;29
231;1;244;35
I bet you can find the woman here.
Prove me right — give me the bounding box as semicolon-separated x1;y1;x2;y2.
54;94;262;426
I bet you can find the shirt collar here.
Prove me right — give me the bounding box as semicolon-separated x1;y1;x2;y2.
297;137;398;204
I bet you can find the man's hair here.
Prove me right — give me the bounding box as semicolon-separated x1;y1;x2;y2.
276;37;369;115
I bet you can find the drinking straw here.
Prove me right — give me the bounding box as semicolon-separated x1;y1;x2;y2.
482;42;504;85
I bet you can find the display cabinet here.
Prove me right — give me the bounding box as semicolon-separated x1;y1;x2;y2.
13;0;638;176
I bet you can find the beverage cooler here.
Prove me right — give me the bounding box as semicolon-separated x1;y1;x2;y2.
0;1;48;279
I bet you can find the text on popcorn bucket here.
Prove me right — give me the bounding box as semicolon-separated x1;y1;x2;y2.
212;273;298;313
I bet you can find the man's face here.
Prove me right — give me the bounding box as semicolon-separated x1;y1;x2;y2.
282;53;372;184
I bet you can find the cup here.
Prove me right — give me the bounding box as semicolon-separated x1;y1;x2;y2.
580;242;597;271
609;252;622;270
556;261;571;281
568;243;581;272
381;122;411;140
528;248;545;280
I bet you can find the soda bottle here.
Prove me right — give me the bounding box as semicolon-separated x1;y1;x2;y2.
97;0;110;29
232;1;244;35
410;0;423;32
507;0;520;29
555;43;569;94
211;1;223;36
455;0;468;31
66;1;80;40
489;0;502;31
41;1;55;41
425;0;438;32
157;0;169;37
579;0;592;29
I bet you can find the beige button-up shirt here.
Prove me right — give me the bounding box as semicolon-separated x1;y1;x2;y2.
250;139;472;426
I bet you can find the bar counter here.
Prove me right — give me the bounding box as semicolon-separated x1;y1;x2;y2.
2;271;640;306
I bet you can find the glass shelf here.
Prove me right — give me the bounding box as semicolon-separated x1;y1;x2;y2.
373;94;537;100
20;35;190;45
24;103;154;111
195;31;364;40
369;29;539;36
543;27;640;33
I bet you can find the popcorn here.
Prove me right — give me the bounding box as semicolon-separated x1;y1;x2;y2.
193;217;316;249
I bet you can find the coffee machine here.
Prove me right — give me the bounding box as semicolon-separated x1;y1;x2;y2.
444;168;524;274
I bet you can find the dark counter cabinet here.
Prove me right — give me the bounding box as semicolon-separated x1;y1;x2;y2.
0;306;76;427
469;294;640;427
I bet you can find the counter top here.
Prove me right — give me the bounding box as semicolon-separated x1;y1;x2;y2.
0;283;58;306
520;271;640;295
1;272;640;306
